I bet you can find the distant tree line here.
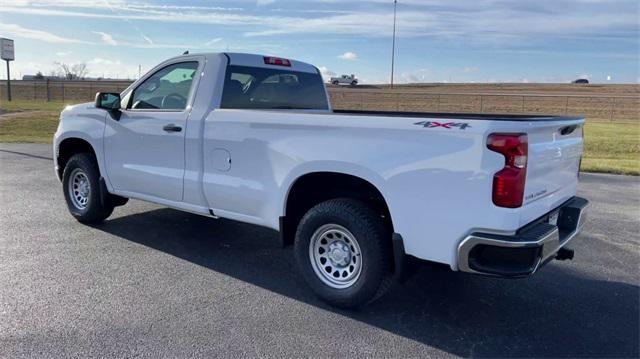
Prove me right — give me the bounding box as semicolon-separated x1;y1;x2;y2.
26;62;89;81
53;62;88;80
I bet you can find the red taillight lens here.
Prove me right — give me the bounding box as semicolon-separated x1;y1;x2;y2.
263;56;291;67
487;133;528;208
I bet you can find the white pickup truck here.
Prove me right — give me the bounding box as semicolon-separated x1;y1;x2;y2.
54;53;589;308
330;74;358;86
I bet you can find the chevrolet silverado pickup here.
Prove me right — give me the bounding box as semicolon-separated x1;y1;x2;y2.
54;53;589;308
330;74;358;86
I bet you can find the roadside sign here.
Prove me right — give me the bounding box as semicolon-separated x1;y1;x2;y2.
2;38;13;101
1;38;15;61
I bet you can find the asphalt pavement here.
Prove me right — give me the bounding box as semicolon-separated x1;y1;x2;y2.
1;143;638;358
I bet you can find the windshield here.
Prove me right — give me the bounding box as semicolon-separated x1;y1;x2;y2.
220;65;329;110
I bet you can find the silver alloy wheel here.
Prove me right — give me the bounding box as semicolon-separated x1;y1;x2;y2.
68;168;90;210
309;224;363;289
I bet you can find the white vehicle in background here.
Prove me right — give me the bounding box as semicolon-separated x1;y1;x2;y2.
54;52;589;308
330;74;358;86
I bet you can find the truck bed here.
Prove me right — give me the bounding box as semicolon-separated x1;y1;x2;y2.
333;109;583;122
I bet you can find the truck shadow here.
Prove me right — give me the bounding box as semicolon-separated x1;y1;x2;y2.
95;207;639;358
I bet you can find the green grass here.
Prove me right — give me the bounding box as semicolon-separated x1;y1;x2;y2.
582;122;640;175
0;111;60;143
0;100;638;175
0;100;65;143
0;100;67;112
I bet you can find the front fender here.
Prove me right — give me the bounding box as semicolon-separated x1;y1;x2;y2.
54;104;109;187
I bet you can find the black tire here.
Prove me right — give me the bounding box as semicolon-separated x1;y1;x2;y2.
294;198;393;308
332;81;339;85
62;153;114;224
350;81;357;86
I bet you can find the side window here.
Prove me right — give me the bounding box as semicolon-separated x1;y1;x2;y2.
129;61;199;110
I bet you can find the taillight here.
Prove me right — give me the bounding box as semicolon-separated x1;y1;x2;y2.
263;56;291;67
487;133;528;208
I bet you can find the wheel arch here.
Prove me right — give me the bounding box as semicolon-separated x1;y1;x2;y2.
280;170;394;246
56;137;99;179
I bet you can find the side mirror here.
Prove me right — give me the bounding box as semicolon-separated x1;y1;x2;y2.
95;92;121;110
95;92;121;120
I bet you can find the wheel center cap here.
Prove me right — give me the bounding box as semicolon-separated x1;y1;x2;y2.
80;182;89;196
328;243;350;266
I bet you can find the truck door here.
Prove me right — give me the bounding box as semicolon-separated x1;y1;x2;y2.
104;60;201;202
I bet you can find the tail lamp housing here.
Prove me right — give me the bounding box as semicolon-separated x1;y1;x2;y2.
487;133;528;208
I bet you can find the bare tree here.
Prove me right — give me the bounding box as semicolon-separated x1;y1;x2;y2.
72;63;88;79
55;62;72;79
55;62;89;80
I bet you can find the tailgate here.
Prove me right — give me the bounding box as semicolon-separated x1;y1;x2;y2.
523;120;584;210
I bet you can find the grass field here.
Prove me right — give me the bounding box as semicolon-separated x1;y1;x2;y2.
0;100;64;143
329;85;639;122
0;100;638;175
581;122;639;175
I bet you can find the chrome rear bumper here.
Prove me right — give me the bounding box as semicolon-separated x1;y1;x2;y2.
457;196;589;277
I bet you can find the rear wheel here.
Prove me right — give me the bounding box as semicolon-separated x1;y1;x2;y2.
332;80;339;85
350;81;357;86
62;153;114;223
294;198;393;308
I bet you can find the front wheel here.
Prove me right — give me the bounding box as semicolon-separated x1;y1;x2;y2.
332;80;339;85
294;199;393;308
62;153;114;224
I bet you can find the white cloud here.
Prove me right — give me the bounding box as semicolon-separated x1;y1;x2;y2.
1;1;637;44
257;0;275;5
0;22;218;50
87;57;120;66
400;68;431;83
92;31;117;46
338;52;358;60
204;38;223;47
0;0;637;76
11;57;141;79
20;0;243;12
85;57;144;79
319;66;336;81
0;23;87;44
141;34;154;45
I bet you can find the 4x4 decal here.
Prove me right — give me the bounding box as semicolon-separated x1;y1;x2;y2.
414;121;471;130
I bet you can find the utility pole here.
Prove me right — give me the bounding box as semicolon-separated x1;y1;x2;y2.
390;0;397;89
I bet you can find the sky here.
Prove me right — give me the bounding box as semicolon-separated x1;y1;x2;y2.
0;0;638;84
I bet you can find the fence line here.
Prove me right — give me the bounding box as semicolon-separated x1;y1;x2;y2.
329;90;639;122
330;88;640;99
0;80;133;103
1;80;638;122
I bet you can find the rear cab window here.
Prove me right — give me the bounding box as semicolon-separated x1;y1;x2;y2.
220;65;329;110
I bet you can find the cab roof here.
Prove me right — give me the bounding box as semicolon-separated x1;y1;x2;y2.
174;52;320;75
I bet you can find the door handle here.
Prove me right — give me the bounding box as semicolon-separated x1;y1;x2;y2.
163;124;182;133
